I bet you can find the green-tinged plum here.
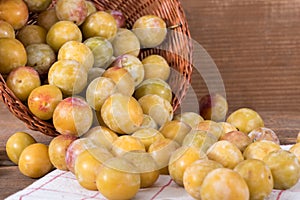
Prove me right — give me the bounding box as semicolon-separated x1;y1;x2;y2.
53;97;93;137
48;135;77;171
87;67;105;84
234;159;274;200
37;8;59;31
27;84;63;120
101;93;144;134
111;54;144;86
133;15;167;48
196;120;223;140
55;0;88;26
0;20;15;38
142;55;170;81
206;140;244;169
102;66;135;96
263;149;300;190
0;0;28;30
86;77;117;111
82;11;117;41
134;78;172;103
26;43;56;79
24;0;52;12
83;126;118;150
112;28;140;57
174;112;204;129
226;108;264;134
48;59;87;96
6;132;36;165
6;66;41;101
58;41;94;72
46;21;82;52
159;120;191;145
138;94;173;127
83;37;113;68
289;143;300;163
0;38;27;75
199;93;228;122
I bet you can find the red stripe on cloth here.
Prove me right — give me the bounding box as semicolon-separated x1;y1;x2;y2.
276;190;285;200
19;171;68;200
150;178;173;200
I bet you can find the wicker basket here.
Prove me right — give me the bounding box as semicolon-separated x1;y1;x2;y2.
0;0;193;137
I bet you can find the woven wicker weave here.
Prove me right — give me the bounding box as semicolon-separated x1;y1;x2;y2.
0;0;193;137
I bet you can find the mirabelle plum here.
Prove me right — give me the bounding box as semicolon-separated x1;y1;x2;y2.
243;140;281;161
206;140;244;169
101;93;144;134
142;54;170;81
148;138;180;175
226;108;264;134
132;128;164;151
169;146;207;186
263;149;300;190
183;159;223;200
248;127;280;144
134;78;172;103
111;135;146;157
122;151;160;188
6;132;36;165
96;157;140;200
28;84;63;120
196;120;223;140
138;94;173;127
133;15;167;48
46;21;82;52
182;130;217;153
234;159;274;200
17;25;47;47
159;120;191;145
219;130;252;152
83;37;113;68
24;0;52;12
48;59;87;96
0;20;15;38
18;143;53;178
58;41;94;72
37;8;59;31
53;97;93;137
112;28;140;57
55;0;88;26
6;66;41;101
82;11;117;41
83;126;118;150
111;54;144;86
200;168;249;200
174;112;204;129
48;135;77;170
0;38;27;75
139;114;158;130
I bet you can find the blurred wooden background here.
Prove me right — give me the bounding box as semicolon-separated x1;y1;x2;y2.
180;0;300;143
1;0;300;198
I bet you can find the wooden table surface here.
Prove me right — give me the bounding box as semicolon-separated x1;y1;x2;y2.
1;0;300;199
